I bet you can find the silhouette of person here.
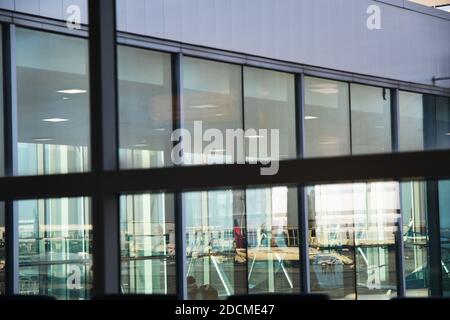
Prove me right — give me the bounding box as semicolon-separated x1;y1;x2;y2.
187;276;199;300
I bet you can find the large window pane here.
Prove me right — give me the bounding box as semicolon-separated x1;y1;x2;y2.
304;77;350;158
120;193;176;294
350;84;392;155
401;182;430;297
354;182;399;300
435;97;450;150
246;187;299;294
0;204;4;295
439;180;450;296
400;92;450;152
307;182;399;300
182;57;242;165
118;46;173;169
16;28;90;176
244;67;296;160
185;190;247;299
18;198;92;300
399;91;424;151
182;58;245;300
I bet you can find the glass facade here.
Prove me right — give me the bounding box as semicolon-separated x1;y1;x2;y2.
118;46;173;169
0;23;449;301
304;77;350;157
185;190;247;299
401;181;430;297
246;187;299;295
350;84;392;155
439;181;450;296
399;91;424;152
16;28;90;176
182;57;242;165
244;67;297;160
18;198;92;300
120;193;176;294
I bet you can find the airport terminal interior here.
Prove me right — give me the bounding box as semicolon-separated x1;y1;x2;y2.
0;0;450;300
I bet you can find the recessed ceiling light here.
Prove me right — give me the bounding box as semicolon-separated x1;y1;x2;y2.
320;141;337;145
154;128;166;132
210;149;226;153
42;118;69;123
62;97;70;100
215;113;224;117
446;133;450;136
309;83;339;94
310;88;339;94
190;104;219;109
132;144;149;148
246;135;264;139
305;116;318;120
57;89;87;94
33;138;54;142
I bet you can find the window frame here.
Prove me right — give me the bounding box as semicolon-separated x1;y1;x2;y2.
0;0;448;299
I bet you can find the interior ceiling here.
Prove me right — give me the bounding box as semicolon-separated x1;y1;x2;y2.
19;66;405;156
17;67;90;147
18;67;293;152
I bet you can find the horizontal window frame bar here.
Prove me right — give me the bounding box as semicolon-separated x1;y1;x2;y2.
0;149;449;199
0;173;95;200
0;9;88;37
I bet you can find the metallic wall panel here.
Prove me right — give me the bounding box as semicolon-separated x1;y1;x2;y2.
1;0;449;87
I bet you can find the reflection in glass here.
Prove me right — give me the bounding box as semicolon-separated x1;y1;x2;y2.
246;187;299;294
18;198;92;300
244;67;296;160
182;57;242;165
118;46;173;169
435;97;450;150
399;91;424;151
304;77;350;157
401;182;430;297
354;182;399;300
185;190;247;299
0;26;4;177
307;182;399;300
16;28;90;176
120;194;176;294
350;84;392;155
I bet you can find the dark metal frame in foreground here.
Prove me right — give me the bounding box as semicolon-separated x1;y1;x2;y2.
0;150;449;199
0;0;448;298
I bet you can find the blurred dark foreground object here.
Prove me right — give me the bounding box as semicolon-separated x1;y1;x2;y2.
0;295;56;301
93;294;178;300
391;297;450;301
227;294;329;301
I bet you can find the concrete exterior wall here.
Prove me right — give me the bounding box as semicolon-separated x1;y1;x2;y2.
0;0;449;87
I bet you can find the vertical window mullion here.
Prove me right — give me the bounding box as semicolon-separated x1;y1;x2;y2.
172;52;186;300
296;73;310;294
3;23;19;295
88;0;120;297
392;88;406;298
